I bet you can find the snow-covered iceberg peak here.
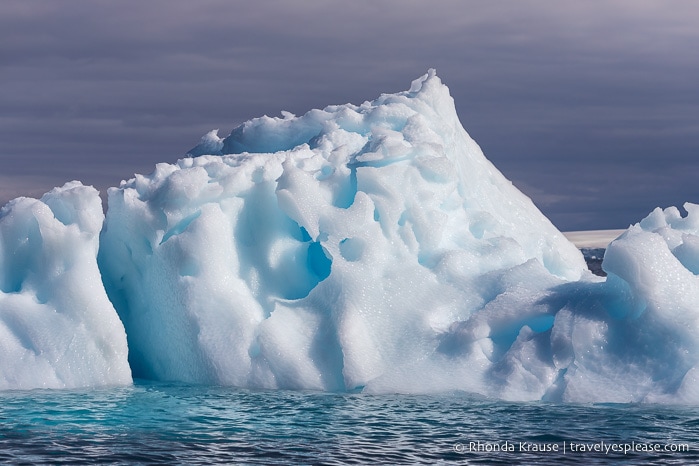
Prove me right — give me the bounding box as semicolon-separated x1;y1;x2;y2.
99;70;587;391
0;182;131;389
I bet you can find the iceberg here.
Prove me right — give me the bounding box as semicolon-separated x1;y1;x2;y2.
2;70;699;402
0;182;131;389
98;70;586;393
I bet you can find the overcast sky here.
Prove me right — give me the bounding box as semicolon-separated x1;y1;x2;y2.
1;0;698;230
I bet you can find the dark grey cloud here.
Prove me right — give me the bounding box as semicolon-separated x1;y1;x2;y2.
1;0;698;230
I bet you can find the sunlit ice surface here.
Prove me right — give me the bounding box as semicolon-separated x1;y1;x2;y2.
3;72;699;405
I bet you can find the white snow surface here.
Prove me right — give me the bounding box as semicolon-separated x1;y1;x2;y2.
3;71;699;403
0;182;131;389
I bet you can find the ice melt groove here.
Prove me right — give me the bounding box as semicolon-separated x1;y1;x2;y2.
2;70;699;404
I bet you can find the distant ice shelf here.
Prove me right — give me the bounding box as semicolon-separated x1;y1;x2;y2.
563;229;626;248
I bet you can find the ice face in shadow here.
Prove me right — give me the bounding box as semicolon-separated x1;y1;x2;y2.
98;70;589;393
0;182;131;389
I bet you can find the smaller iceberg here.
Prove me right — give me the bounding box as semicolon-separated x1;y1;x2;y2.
0;182;131;389
594;203;699;403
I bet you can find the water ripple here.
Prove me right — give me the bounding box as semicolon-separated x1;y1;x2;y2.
0;383;697;464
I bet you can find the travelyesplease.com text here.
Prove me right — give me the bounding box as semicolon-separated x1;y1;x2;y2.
453;440;689;455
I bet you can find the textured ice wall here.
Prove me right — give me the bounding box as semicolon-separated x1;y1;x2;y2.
99;70;589;394
3;71;698;402
0;182;131;389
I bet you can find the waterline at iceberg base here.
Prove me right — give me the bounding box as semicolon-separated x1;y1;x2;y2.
2;71;698;403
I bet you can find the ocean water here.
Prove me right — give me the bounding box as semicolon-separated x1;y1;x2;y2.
0;382;697;465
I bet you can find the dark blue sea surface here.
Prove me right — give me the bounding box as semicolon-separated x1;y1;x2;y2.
0;381;697;464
